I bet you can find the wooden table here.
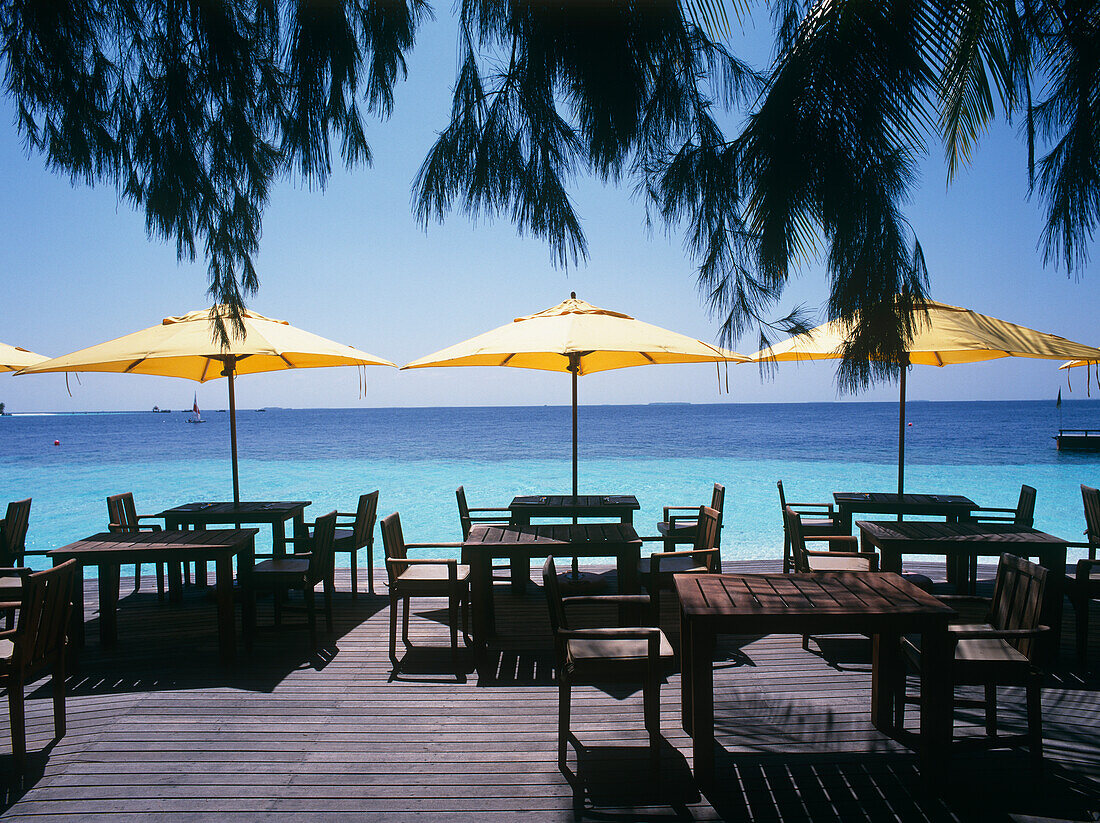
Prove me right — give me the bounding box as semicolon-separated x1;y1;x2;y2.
508;495;640;525
159;501;310;585
49;529;258;663
857;519;1068;657
676;572;955;785
462;522;642;645
833;492;978;532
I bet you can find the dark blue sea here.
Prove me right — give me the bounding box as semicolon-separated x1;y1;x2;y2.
3;400;1098;564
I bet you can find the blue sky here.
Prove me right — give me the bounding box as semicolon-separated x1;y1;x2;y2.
1;11;1097;412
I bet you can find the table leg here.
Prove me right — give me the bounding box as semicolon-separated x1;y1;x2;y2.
215;555;235;663
98;563;120;647
871;631;901;733
273;520;288;558
918;625;953;781
239;537;256;652
1039;545;1066;665
469;552;493;647
59;558;85;649
168;558;184;605
617;544;640;594
689;623;716;785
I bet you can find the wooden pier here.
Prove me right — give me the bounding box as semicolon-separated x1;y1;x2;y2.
1;560;1098;821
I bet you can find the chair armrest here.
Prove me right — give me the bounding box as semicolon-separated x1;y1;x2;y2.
649;549;720;574
562;594;653;608
0;567;31;578
404;542;465;550
468;506;511;513
936;595;992;605
804;534;859;548
662;505;697;520
948;625;1051;640
804;550;879;571
788;502;835;513
1075;558;1100;578
20;549;51;557
558;627;661;642
135;514;162;522
388;558;458;567
0;627;17;641
284;536;313;546
970;507;1016;516
666;515;699;530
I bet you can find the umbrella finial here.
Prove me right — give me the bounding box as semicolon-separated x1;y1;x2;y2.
570;292;576;299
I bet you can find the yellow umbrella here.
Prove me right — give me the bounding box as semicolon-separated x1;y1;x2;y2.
750;299;1100;492
404;293;748;496
0;342;48;372
20;307;396;503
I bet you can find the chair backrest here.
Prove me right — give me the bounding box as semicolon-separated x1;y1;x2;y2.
988;553;1048;659
106;492;138;533
352;491;379;548
13;559;77;673
709;484;725;548
456;486;472;539
542;556;568;636
1082;484;1100;560
307;511;338;585
1015;484;1037;527
0;498;32;566
784;506;808;572
380;512;408;582
776;480;789;511
693;506;722;572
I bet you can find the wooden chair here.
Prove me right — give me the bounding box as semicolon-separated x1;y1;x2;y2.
333;491;378;597
778;481;844;573
657;483;724;552
966;484;1037;587
786;506;878;574
456;486;515;585
251;510;337;649
106;493;166;598
0;499;33;614
895;553;1048;768
543;555;673;780
381;512;469;678
0;559;77;771
639;505;721;618
1066;484;1100;667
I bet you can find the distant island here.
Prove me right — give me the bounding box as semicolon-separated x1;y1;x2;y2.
648;401;691;406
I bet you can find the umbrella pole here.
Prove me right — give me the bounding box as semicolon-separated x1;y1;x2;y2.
897;360;907;499
570;354;580;578
224;357;240;506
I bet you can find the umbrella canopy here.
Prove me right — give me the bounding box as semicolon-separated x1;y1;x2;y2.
404;293;748;495
750;299;1100;492
0;342;48;372
20;306;396;502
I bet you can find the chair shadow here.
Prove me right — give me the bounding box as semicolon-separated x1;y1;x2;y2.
563;740;700;821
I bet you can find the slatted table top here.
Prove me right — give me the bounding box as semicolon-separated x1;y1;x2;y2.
674;571;954;621
856;520;1067;546
509;494;639;512
157;501;310;520
834;491;977;511
464;522;640;548
49;529;259;559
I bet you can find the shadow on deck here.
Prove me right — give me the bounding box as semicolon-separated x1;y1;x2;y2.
0;560;1097;821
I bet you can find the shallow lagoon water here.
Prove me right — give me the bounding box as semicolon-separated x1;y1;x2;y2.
3;401;1099;567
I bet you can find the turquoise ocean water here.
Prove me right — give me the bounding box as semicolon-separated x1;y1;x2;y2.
3;400;1099;568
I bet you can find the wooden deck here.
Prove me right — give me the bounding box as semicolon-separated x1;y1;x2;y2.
1;560;1098;821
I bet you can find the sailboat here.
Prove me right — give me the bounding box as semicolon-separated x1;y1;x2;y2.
188;393;205;424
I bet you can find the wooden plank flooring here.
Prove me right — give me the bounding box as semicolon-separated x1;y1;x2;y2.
1;560;1098;821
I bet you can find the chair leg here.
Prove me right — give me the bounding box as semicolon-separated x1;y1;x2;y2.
984;684;997;736
1072;592;1089;667
449;593;461;675
402;595;411;649
782;533;791;574
644;672;661;780
366;544;374;594
53;658;67;739
461;590;471;644
1026;674;1044;768
558;678;570;769
324;577;334;633
134;562;142;591
273;587;283;626
350;552;358;599
304;585;317;649
9;678;25;770
156;562;165;600
389;593;400;668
